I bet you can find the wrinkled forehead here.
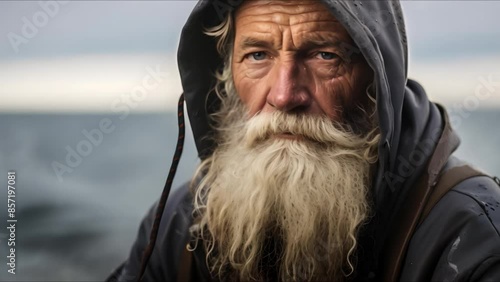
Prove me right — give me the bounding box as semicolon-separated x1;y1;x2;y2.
233;0;355;47
236;0;332;17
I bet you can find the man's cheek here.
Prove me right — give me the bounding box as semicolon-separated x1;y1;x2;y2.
234;83;261;114
314;82;346;120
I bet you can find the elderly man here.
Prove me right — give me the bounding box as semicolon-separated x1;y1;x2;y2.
108;0;500;281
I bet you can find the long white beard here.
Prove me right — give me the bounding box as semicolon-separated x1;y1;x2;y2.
192;104;379;281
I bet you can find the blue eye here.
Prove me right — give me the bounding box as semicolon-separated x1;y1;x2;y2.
317;52;338;60
249;52;267;61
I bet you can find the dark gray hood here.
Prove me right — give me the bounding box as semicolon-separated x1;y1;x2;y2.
177;0;453;276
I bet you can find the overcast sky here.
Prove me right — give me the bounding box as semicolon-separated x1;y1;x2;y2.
1;1;500;112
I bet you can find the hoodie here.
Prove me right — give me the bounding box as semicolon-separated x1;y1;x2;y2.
108;0;500;281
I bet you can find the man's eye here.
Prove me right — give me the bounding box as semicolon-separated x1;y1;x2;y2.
247;52;267;61
316;52;339;60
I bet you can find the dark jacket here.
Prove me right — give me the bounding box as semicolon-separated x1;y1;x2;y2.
109;0;500;281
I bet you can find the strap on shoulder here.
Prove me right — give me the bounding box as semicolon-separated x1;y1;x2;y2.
384;164;487;282
418;165;487;226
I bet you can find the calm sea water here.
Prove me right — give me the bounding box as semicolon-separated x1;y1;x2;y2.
0;111;498;281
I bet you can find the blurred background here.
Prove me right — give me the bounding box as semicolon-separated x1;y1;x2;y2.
0;1;499;280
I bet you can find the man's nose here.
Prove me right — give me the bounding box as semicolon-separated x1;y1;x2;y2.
266;60;312;112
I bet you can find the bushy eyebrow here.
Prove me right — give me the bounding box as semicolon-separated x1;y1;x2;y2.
237;34;348;51
238;36;274;51
300;34;345;49
300;39;340;50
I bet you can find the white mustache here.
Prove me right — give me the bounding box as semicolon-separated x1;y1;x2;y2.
244;112;373;149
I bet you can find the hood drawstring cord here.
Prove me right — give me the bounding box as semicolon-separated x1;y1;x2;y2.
137;93;186;282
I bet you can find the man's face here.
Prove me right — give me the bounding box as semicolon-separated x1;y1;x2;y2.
193;2;379;280
232;0;373;126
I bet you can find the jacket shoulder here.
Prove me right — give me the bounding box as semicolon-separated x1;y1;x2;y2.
111;184;194;281
400;175;500;281
452;175;500;233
